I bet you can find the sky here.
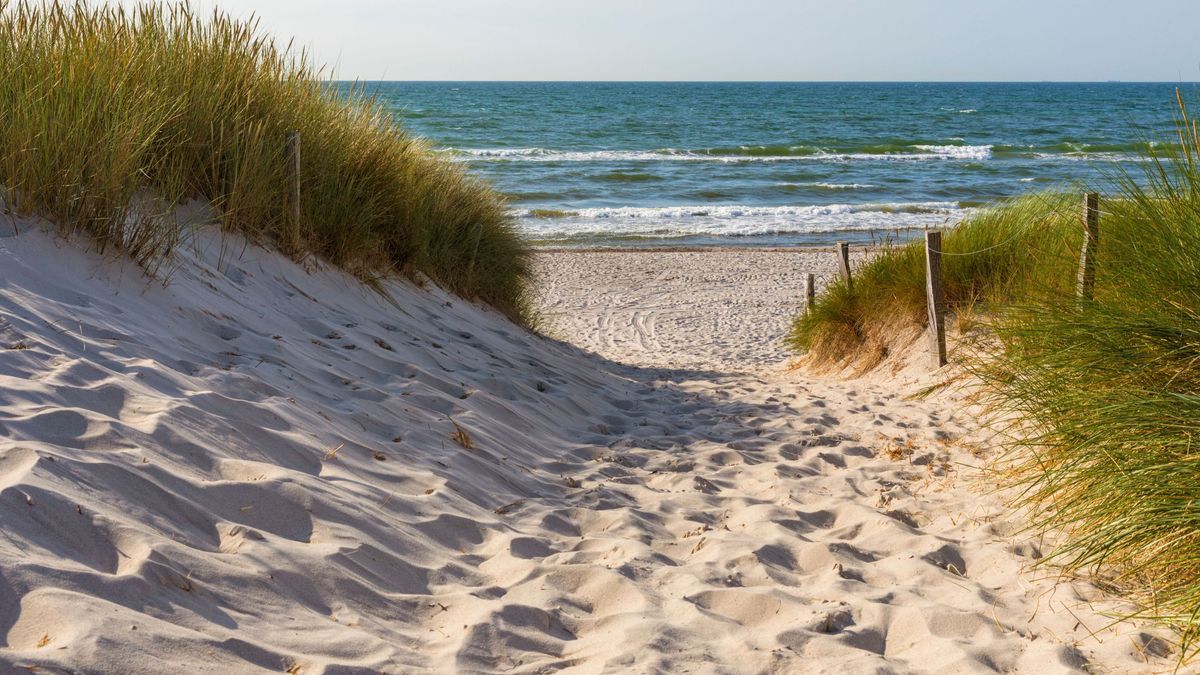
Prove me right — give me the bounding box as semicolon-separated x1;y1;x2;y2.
165;0;1200;81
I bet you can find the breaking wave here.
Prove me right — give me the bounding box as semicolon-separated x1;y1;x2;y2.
516;202;967;241
454;145;994;163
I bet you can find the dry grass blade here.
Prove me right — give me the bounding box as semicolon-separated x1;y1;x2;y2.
449;421;474;450
493;499;523;515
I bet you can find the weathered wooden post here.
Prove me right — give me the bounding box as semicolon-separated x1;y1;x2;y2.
925;230;947;370
286;131;301;250
804;273;816;314
1076;192;1100;302
836;241;852;289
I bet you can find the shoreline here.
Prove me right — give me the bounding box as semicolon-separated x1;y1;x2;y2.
532;243;889;253
531;247;873;371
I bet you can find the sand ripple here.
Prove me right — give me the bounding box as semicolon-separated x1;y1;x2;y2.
0;232;1173;672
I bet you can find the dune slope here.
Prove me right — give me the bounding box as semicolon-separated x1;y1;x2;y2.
0;228;1173;673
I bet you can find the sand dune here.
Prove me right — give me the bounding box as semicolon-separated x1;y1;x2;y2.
0;230;1175;673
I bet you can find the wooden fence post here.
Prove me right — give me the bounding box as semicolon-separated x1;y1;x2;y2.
1076;192;1100;302
836;241;852;289
925;230;947;370
285;131;301;251
804;273;816;314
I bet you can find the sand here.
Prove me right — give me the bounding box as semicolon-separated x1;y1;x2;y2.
0;229;1178;673
534;248;873;372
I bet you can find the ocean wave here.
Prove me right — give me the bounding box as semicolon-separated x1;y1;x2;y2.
1032;151;1154;163
991;142;1159;160
452;141;1166;165
515;202;966;239
940;108;978;114
452;145;994;163
800;182;877;190
518;202;959;218
456;147;675;162
695;144;820;157
910;145;992;160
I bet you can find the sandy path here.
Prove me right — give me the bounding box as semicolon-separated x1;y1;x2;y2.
0;232;1175;673
531;249;1177;672
534;248;871;372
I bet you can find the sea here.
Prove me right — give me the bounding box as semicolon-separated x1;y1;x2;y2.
361;82;1188;247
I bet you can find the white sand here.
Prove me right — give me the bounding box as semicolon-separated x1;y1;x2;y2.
534;248;872;372
0;230;1176;673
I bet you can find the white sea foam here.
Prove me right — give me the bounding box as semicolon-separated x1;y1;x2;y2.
804;145;992;162
941;108;978;114
911;145;992;160
515;202;966;240
453;146;993;163
1033;151;1152;163
805;182;877;190
457;148;693;162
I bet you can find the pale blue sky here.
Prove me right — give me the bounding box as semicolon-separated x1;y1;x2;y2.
192;1;1200;81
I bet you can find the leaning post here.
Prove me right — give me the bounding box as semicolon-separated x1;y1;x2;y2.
836;241;852;290
1076;192;1100;302
925;230;947;370
804;273;816;314
286;131;301;252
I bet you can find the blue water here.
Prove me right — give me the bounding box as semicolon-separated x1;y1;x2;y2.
361;82;1186;246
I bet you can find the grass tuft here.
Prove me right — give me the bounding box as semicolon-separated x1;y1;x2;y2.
788;193;1080;369
975;95;1200;658
0;0;531;322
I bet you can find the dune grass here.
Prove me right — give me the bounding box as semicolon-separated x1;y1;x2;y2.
975;99;1200;655
788;192;1081;370
791;93;1200;656
0;0;530;321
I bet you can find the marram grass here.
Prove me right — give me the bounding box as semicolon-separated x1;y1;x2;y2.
788;192;1081;370
791;94;1200;659
0;0;530;322
976;97;1200;659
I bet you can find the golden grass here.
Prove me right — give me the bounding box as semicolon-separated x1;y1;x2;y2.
0;1;531;321
789;192;1080;368
450;421;474;450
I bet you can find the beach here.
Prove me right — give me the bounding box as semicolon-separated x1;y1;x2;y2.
2;1;1197;671
533;247;875;371
0;230;1174;672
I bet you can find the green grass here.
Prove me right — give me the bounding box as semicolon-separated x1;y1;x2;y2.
0;0;531;322
788;192;1081;370
976;98;1200;656
791;92;1200;658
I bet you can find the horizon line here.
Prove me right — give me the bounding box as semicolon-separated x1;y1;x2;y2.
335;79;1200;85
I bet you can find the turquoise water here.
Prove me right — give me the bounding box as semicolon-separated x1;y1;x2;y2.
363;82;1186;246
